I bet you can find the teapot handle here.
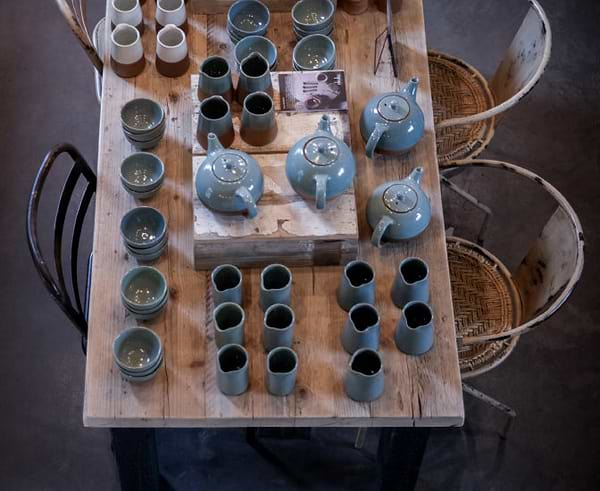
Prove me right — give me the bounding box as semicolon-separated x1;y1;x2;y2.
235;186;258;218
314;174;328;210
371;215;394;248
365;122;387;159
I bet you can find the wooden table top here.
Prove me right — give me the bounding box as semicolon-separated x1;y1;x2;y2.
84;0;464;427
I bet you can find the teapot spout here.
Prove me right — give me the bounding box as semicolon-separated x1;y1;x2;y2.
207;133;223;155
404;77;420;98
408;166;424;185
318;114;333;134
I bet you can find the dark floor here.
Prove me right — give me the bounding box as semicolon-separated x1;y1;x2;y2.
1;0;599;489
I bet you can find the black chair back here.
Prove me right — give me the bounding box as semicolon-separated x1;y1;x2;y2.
26;143;96;344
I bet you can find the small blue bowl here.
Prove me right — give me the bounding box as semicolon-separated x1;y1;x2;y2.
227;0;270;37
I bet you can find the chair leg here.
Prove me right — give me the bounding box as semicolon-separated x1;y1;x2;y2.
462;382;516;418
354;427;368;449
441;176;492;245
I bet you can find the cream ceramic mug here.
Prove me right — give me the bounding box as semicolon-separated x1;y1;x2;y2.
156;24;190;77
110;0;144;33
110;23;145;78
156;0;188;31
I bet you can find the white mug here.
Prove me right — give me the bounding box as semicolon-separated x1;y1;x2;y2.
156;24;189;77
111;24;145;77
110;0;144;32
156;0;187;30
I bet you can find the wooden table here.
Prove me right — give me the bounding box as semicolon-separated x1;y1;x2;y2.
84;1;464;430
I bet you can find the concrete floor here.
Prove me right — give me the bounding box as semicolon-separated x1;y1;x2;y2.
1;0;599;489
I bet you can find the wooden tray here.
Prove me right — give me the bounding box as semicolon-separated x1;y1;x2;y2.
191;72;358;270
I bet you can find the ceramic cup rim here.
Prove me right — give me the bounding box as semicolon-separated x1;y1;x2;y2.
399;256;429;285
157;0;184;14
120;266;168;309
157;24;186;49
343;260;375;288
211;264;242;292
402;300;433;330
217;343;249;374
264;303;295;331
111;23;141;48
267;346;298;375
291;0;335;29
200;55;232;80
348;347;383;378
293;34;336;71
120;152;165;191
112;326;163;372
199;95;231;121
213;302;246;333
112;0;140;15
227;0;271;35
261;264;292;292
348;302;380;332
239;52;270;79
120;206;167;248
243;91;274;116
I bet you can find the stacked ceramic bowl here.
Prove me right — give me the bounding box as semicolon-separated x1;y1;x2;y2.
113;327;164;383
292;0;336;39
120;152;165;200
292;33;336;71
234;35;278;71
121;98;166;150
121;266;169;320
120;207;168;262
227;0;270;43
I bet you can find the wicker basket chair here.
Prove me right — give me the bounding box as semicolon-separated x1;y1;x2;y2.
55;0;105;102
430;0;552;164
442;159;584;416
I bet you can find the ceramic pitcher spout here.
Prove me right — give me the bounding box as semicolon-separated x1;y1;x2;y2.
408;166;424;185
318;114;333;134
404;77;420;98
207;133;223;155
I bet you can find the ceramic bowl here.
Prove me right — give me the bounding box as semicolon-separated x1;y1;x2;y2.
126;232;168;255
120;206;167;249
120;152;165;192
121;98;165;134
120;266;168;311
121;356;164;382
227;0;270;37
292;34;336;71
123;121;166;141
122;185;162;200
113;326;163;374
234;35;277;69
293;22;333;39
124;291;169;315
292;0;335;31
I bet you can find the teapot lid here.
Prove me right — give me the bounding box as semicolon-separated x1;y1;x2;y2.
212;153;248;182
383;183;417;213
377;95;410;122
303;136;340;166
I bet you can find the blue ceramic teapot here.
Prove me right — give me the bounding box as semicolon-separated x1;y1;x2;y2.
367;167;431;247
195;133;264;218
360;77;424;159
286;115;355;210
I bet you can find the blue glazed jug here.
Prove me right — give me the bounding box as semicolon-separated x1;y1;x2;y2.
359;77;424;159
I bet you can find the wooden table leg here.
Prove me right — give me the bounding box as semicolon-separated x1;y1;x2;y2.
110;428;161;491
377;427;431;491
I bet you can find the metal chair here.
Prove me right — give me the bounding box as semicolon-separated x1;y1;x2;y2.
429;0;552;163
442;159;584;417
26;143;97;353
55;0;105;102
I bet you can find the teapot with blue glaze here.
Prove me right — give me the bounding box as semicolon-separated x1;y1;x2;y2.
195;133;264;218
360;77;425;159
286;115;355;210
367;167;431;247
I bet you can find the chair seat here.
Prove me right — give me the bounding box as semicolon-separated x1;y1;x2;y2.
447;237;522;379
429;51;496;164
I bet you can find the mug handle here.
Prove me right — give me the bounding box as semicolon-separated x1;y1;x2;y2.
371;215;394;247
235;186;257;218
314;174;328;210
365;122;387;159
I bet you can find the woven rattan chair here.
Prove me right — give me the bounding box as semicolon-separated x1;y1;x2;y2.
55;0;105;102
442;159;584;416
429;0;552;163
